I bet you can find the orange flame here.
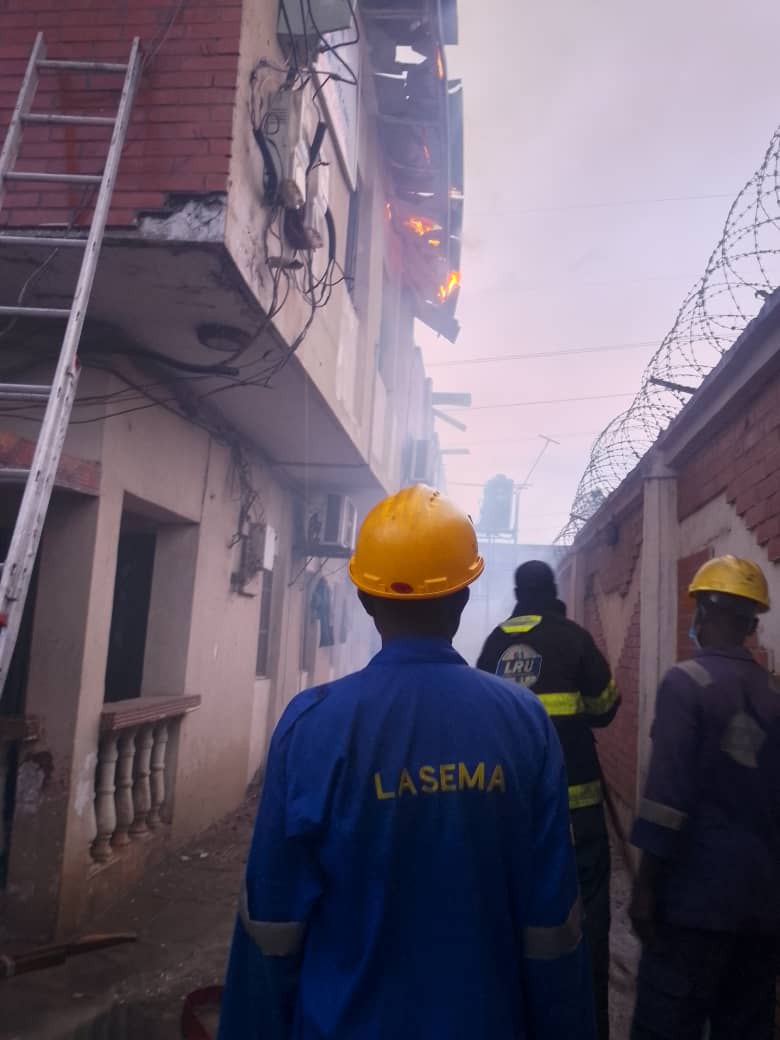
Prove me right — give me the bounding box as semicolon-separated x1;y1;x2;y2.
437;270;460;301
404;215;440;237
427;238;441;247
436;50;445;79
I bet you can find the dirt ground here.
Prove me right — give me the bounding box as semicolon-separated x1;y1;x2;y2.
1;790;641;1039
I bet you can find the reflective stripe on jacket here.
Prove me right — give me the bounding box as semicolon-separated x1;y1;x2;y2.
477;611;619;820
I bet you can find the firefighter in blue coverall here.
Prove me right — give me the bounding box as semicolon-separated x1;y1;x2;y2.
630;555;780;1039
218;484;596;1040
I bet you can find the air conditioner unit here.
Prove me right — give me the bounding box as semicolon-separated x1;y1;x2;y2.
409;438;434;484
323;494;357;549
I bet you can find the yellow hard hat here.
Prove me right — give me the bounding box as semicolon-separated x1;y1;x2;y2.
349;484;484;600
688;554;770;612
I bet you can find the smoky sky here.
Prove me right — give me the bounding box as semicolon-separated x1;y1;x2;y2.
418;0;780;543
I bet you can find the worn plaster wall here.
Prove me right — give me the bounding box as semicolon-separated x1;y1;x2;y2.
1;362;313;936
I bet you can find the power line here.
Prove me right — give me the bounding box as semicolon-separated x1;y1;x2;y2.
426;340;657;368
441;429;602;447
560;120;780;545
467;192;735;217
465;392;634;411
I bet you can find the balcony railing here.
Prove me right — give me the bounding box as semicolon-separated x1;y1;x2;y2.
91;695;200;864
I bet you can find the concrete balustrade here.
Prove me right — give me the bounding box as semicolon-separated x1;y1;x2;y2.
90;696;200;864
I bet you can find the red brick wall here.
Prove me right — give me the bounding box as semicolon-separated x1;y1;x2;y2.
677;375;780;560
578;496;644;809
581;496;643;598
676;549;711;660
0;0;241;228
594;597;640;810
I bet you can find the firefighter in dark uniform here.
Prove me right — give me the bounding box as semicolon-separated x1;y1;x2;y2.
478;561;620;1040
630;555;780;1038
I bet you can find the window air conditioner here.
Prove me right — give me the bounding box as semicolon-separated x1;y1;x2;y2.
323;494;357;550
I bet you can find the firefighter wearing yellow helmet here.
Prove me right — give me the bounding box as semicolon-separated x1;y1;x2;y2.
630;555;780;1038
220;485;597;1040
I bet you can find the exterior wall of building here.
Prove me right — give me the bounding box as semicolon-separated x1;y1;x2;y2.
0;0;241;228
0;0;455;940
574;499;644;812
0;365;312;936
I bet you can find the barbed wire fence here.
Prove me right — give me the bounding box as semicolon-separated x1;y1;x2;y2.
557;122;780;544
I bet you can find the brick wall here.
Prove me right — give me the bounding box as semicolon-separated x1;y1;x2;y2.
578;497;644;809
676;549;711;660
677;374;780;560
0;0;241;227
581;496;644;598
596;597;640;810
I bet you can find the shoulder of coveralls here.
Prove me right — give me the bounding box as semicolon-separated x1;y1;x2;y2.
658;660;708;699
271;670;372;743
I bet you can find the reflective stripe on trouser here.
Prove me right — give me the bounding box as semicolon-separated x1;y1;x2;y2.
523;898;583;959
239;881;303;956
638;797;687;831
569;779;603;810
537;691;584;716
583;679;619;716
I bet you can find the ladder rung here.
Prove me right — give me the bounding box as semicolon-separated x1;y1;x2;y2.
0;234;87;248
23;113;115;127
0;305;69;319
0;384;51;402
38;58;128;74
4;171;102;185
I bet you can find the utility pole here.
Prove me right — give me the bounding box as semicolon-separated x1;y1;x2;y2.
512;435;560;543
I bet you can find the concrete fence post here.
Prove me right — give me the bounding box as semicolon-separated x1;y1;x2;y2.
637;452;678;800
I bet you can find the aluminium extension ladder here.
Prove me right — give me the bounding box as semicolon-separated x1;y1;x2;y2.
0;32;141;703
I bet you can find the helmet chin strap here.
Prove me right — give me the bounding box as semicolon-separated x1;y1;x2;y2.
688;604;704;649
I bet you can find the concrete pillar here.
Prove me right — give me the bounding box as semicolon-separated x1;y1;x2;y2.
636;454;678;800
4;488;122;939
566;547;586;626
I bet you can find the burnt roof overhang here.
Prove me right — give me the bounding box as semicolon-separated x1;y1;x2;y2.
361;0;463;341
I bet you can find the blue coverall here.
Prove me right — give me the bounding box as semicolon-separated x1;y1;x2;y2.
218;637;595;1040
631;646;780;1038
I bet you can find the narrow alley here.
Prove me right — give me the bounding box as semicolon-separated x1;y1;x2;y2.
0;792;641;1040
